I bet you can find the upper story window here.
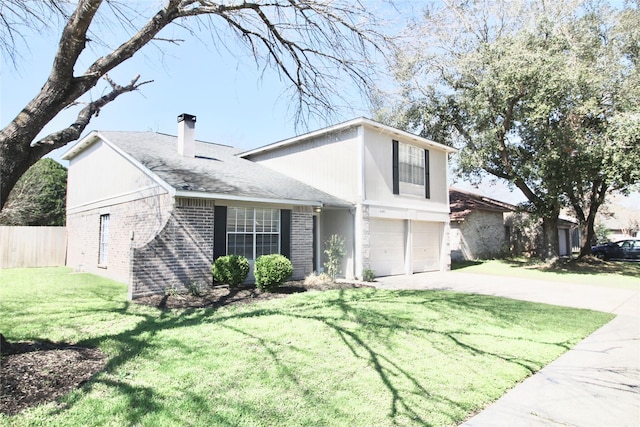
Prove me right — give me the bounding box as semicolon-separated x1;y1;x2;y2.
399;143;425;185
226;207;280;260
392;140;430;199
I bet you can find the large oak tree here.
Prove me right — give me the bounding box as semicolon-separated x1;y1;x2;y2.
378;0;639;258
0;0;389;211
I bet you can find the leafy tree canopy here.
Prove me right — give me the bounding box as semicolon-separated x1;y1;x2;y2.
377;0;640;258
0;158;67;226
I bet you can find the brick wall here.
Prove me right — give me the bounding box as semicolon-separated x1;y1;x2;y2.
69;195;314;299
290;206;313;280
66;192;173;284
130;198;215;298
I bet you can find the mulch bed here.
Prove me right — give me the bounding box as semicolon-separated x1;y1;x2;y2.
1;280;370;416
0;340;107;416
135;280;371;309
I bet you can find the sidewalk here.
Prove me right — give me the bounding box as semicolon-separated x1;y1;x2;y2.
373;271;640;427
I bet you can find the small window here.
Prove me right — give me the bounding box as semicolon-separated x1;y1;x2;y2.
98;214;110;266
399;143;425;185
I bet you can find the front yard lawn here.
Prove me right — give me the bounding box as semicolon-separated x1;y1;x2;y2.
453;258;640;289
0;267;613;426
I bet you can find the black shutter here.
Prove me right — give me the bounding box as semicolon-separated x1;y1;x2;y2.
392;140;399;195
213;206;227;259
280;209;291;259
424;149;430;199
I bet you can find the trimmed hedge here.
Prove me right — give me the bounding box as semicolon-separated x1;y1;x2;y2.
212;255;250;287
254;254;293;292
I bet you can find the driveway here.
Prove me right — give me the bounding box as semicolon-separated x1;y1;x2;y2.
373;271;640;427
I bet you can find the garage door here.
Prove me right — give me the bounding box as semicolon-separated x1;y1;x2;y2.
369;219;406;276
412;221;441;272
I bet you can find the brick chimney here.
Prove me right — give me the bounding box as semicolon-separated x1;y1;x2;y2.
177;113;196;157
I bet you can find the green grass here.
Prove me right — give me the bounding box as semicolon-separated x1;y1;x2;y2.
452;259;640;289
0;267;613;426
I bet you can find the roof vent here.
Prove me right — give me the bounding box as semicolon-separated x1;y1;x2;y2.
177;113;196;157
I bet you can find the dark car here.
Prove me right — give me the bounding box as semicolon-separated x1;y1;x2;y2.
591;239;640;260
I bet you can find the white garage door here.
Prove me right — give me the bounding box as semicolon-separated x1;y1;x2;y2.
369;219;406;276
412;221;441;273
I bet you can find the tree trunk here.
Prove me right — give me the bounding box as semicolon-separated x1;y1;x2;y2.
578;212;598;257
575;180;609;258
540;215;560;260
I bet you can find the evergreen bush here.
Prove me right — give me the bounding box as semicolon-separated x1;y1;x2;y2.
254;254;293;292
212;255;250;287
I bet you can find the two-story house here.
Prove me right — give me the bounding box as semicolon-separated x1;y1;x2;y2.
242;117;456;279
63;115;455;299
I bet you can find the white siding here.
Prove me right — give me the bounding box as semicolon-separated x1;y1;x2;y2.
362;126;449;208
66;140;168;213
246;128;361;203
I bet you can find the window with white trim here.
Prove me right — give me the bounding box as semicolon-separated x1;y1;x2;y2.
399;143;425;185
226;207;280;260
98;214;110;266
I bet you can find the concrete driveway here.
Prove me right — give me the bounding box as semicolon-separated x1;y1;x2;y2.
373;271;640;427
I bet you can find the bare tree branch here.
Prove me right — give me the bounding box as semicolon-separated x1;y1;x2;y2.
32;75;152;156
0;0;391;210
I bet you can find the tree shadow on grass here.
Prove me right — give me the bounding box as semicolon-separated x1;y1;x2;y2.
496;257;640;279
34;288;604;426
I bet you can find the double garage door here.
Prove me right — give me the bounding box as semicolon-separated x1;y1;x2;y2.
369;219;441;276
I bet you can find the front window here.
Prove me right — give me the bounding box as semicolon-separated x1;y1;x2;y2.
227;207;280;260
399;143;425;185
98;214;110;266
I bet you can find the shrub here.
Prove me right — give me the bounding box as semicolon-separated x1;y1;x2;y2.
165;284;179;296
324;234;346;281
188;280;203;296
254;254;293;292
304;272;332;286
362;268;376;282
212;255;250;287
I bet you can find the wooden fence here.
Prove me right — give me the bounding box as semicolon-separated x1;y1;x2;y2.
0;226;67;268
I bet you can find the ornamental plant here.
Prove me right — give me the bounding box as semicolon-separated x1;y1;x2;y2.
362;268;376;282
324;234;345;282
212;255;250;287
254;254;293;292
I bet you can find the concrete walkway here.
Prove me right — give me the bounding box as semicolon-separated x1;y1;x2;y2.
373;271;640;427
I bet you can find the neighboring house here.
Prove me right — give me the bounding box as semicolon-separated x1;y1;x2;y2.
242;117;457;279
449;188;514;261
597;201;640;241
63;115;456;299
450;188;579;260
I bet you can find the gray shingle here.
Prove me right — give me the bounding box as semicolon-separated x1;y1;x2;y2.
99;131;350;207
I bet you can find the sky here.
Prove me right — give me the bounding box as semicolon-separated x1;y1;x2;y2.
1;1;634;208
2;1;399;150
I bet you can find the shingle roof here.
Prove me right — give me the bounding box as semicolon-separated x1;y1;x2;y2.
94;131;351;207
449;188;515;221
